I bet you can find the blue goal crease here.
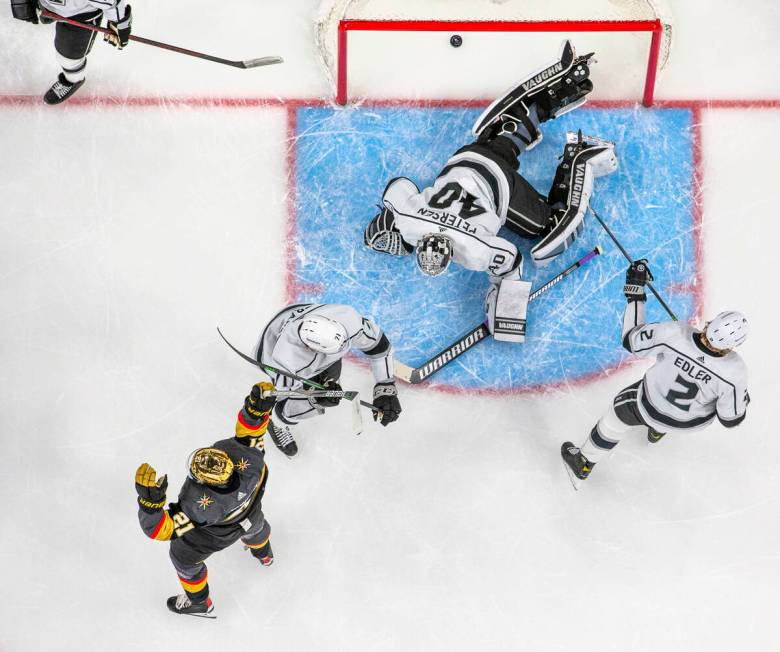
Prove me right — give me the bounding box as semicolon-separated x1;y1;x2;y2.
292;106;696;391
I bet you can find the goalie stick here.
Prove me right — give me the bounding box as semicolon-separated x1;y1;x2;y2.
395;246;602;384
41;10;283;69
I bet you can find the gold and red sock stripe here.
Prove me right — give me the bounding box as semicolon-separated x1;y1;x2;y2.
236;409;270;438
179;568;208;595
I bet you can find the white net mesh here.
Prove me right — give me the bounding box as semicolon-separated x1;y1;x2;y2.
315;0;673;100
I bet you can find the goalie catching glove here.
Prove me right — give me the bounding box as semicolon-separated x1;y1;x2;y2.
105;5;132;49
364;206;413;257
624;259;653;302
135;463;167;512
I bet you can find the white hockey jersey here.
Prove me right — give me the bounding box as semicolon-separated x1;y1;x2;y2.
255;303;394;391
384;150;520;279
39;0;128;21
624;313;749;432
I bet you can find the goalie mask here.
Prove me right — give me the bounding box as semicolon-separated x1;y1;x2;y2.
298;315;349;355
416;233;453;277
187;448;235;486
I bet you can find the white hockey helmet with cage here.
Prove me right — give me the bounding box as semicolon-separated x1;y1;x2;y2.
415;233;453;277
705;311;748;350
298;314;349;355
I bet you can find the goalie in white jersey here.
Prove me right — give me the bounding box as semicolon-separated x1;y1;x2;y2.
562;260;750;483
12;0;132;104
364;41;618;343
254;303;401;457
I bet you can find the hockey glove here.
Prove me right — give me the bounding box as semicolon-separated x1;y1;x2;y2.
135;463;167;512
624;259;653;302
244;382;276;419
314;380;342;408
105;5;132;49
364;208;413;257
372;381;401;426
11;0;38;23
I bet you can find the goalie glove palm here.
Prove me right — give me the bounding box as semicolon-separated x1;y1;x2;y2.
135;463;167;512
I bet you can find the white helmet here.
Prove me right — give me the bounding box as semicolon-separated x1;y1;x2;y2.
298;315;349;355
705;311;748;350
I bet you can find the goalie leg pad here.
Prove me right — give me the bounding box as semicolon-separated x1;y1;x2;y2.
472;40;594;141
485;278;532;343
531;134;618;265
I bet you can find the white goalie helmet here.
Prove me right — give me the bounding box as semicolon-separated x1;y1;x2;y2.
298;315;350;355
416;233;453;277
705;310;749;351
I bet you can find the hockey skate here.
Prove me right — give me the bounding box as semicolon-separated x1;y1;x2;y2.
247;540;274;566
268;420;298;457
531;131;618;265
647;428;667;443
166;594;215;619
472;40;595;149
43;73;85;105
561;441;594;490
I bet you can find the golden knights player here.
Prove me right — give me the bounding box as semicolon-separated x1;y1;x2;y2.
11;0;132;104
134;382;277;618
562;260;750;483
364;41;618;343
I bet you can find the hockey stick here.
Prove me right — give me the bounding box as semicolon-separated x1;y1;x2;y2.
589;207;678;321
395;246;603;384
41;10;283;69
262;389;359;401
216;327;379;414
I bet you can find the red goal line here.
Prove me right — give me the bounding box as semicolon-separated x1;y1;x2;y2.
336;19;664;107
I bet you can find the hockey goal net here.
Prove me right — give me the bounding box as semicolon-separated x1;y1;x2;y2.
316;0;673;106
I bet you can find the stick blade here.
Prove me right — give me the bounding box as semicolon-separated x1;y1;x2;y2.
350;393;363;436
242;56;284;69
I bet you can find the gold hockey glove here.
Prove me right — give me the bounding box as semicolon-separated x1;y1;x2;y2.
135;462;167;512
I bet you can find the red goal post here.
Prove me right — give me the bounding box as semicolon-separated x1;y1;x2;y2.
316;1;673;107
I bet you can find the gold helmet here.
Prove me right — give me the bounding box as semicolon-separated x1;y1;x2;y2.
187;448;234;486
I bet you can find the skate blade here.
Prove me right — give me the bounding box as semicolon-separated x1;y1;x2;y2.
562;459;583;492
565;131;614;148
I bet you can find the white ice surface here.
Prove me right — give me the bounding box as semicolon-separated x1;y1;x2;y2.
1;2;779;651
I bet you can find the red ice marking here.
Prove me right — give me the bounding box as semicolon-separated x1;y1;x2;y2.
2;93;777;395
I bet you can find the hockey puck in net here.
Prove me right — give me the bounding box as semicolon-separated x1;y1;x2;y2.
450;34;463;48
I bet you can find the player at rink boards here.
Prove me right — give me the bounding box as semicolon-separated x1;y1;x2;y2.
134;382;278;618
255;303;402;457
11;0;132;104
562;259;750;482
363;40;617;344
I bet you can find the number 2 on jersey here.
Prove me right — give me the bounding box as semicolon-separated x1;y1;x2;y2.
664;374;700;411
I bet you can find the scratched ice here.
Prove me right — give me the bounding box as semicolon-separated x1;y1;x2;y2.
294;106;696;390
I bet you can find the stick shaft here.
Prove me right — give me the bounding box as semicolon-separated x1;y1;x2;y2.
216;328;378;412
41;10;280;69
397;246;602;383
589;207;678;321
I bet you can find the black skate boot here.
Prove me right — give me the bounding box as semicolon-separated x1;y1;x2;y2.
166;594;215;618
647;428;667;443
43;73;85;105
247;540;274;566
472;40;595;146
561;441;594;487
269;420;298;457
531;131;617;265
